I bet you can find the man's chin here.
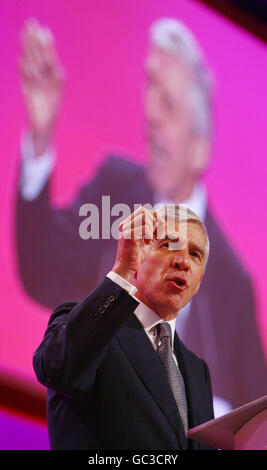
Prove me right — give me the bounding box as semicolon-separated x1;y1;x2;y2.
169;300;189;317
146;166;171;194
157;300;185;320
158;308;180;321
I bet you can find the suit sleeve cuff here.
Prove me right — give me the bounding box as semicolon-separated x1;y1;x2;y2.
106;271;137;297
19;131;55;201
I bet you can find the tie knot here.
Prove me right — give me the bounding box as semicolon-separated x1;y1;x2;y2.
156;322;171;341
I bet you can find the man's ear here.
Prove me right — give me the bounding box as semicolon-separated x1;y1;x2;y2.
188;136;211;176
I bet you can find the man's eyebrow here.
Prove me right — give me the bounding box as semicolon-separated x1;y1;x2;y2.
160;237;206;257
158;234;180;242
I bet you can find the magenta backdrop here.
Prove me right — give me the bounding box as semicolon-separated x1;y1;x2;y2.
0;0;266;390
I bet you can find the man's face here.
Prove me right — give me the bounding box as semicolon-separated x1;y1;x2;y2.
134;220;206;320
144;47;198;199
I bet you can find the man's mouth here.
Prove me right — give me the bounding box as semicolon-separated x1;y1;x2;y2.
167;277;187;291
149;141;169;164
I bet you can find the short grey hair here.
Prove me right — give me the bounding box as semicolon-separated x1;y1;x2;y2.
155;204;210;270
149;18;213;139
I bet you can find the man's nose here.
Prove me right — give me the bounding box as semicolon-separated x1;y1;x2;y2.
171;252;189;271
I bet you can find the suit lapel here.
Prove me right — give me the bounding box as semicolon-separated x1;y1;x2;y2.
116;313;187;449
174;333;204;449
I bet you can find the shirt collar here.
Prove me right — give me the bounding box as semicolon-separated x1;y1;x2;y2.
153;182;207;222
134;298;177;349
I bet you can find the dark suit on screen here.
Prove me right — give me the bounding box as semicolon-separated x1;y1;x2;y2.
17;155;267;410
33;277;214;450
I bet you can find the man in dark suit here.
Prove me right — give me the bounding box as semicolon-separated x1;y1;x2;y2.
17;18;267;415
33;205;215;450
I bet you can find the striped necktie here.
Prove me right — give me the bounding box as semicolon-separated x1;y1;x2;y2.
156;322;188;434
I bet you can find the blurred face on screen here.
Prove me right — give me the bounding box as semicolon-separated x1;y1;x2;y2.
144;47;208;202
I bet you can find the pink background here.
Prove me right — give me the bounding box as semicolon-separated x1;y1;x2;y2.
0;0;266;391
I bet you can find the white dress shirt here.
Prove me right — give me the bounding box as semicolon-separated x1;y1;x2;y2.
107;271;178;366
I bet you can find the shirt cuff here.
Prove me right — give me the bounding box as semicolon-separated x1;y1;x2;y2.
19;131;55;201
106;271;138;297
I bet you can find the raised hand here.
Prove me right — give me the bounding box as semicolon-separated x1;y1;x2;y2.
18;18;65;156
112;207;164;282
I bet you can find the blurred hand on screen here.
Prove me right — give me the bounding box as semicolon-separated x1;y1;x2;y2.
19;18;65;156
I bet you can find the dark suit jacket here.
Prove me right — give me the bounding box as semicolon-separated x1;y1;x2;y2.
17;155;267;409
33;277;215;450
